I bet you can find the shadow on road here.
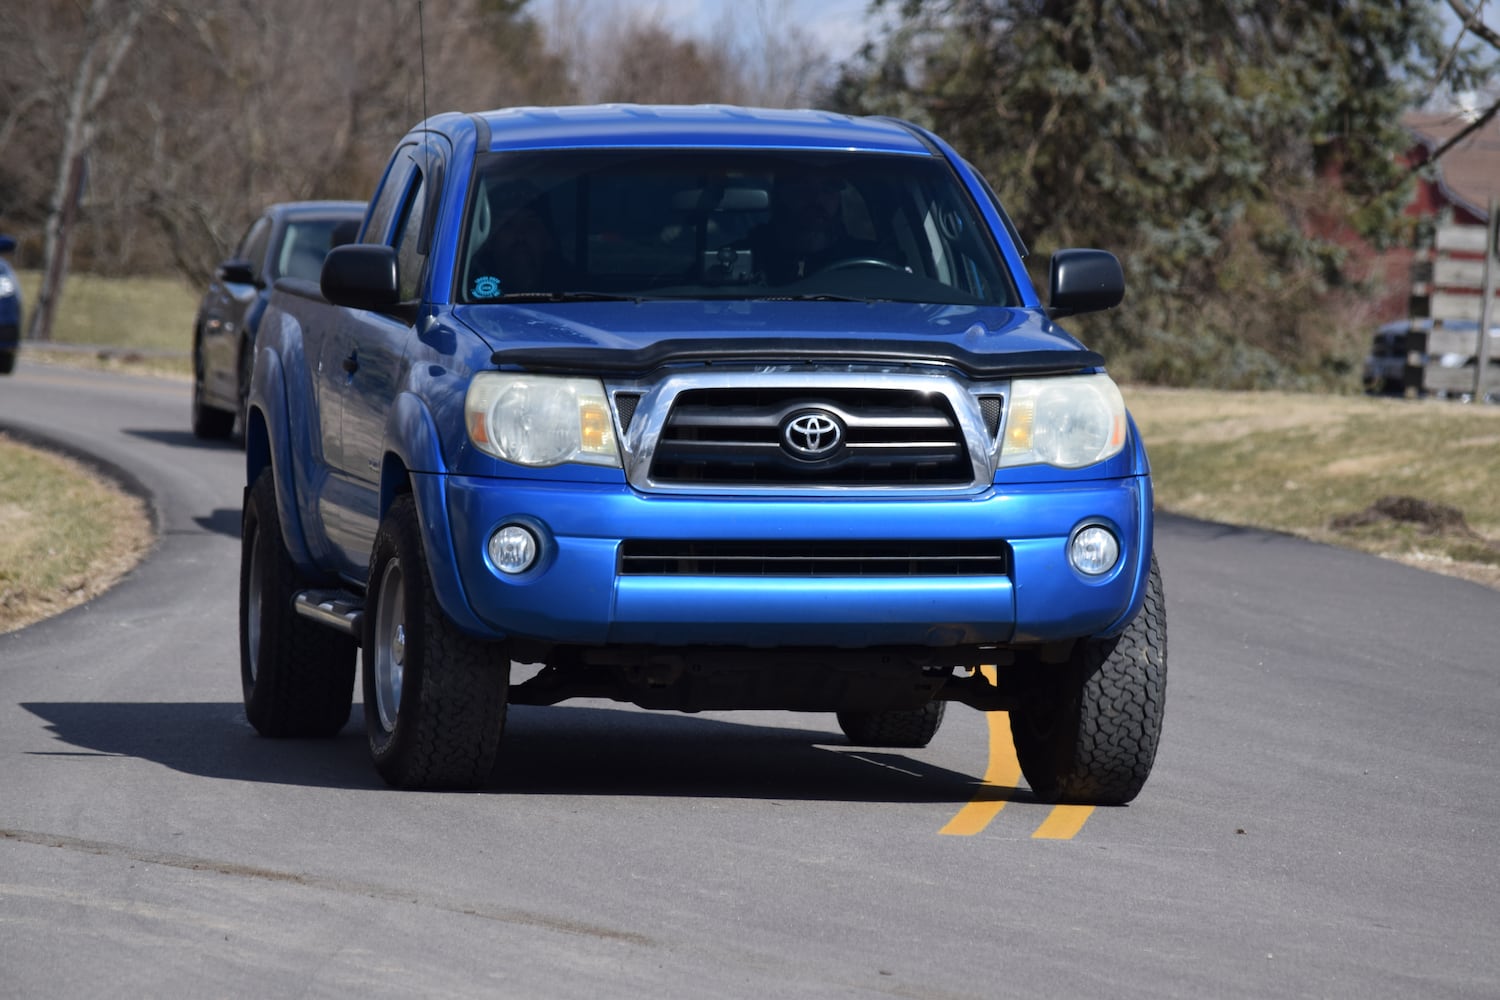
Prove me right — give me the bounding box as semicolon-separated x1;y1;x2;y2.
18;700;1021;804
122;427;239;451
192;507;242;538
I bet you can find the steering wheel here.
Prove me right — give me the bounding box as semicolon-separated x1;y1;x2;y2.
820;257;904;273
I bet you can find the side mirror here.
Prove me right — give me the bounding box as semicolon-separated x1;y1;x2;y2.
321;243;399;310
1048;248;1124;318
0;235;16;255
217;258;256;285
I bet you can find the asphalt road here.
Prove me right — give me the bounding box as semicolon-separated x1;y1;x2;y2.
1;362;1496;999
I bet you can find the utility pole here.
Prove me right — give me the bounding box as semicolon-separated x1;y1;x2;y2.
1475;198;1498;401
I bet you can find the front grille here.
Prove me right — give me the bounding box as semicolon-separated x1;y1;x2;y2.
648;387;973;486
619;539;1008;577
614;392;642;434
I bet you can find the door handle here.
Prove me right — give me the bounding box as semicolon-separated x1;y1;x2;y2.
342;352;359;374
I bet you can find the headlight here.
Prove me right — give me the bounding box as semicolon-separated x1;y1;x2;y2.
0;274;15;298
465;373;620;468
999;373;1127;469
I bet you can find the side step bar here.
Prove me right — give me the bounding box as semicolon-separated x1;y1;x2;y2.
293;589;365;641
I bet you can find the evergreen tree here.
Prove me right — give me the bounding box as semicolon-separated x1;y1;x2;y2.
831;0;1493;386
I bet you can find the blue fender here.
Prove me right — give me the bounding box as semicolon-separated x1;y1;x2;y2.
1093;415;1155;638
244;313;326;578
384;390;494;636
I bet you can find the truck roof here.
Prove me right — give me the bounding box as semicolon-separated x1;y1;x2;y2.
464;104;937;155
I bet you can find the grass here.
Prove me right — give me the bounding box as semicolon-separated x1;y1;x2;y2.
12;269;196;378
0;433;154;634
1126;385;1500;589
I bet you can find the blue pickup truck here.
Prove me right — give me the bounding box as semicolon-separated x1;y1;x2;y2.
240;104;1167;799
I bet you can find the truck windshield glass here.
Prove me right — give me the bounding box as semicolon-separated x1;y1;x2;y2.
459;150;1017;306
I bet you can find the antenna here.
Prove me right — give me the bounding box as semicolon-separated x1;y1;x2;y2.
415;0;437;257
418;0;430;129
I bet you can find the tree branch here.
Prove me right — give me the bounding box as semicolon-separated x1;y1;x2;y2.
1445;0;1500;51
1411;1;1500;173
1420;99;1500;169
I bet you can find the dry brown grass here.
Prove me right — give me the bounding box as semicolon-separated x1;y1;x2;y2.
0;434;155;634
1126;386;1500;591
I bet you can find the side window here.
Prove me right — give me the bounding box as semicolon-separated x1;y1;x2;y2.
237;217;272;282
364;148;417;244
394;170;427;302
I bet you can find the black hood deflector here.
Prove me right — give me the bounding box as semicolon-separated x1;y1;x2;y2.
489;337;1104;379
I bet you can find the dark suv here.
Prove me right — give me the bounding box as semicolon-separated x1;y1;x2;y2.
191;201;363;438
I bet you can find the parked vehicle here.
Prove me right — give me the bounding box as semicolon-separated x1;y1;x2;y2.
191;201;364;438
1364;317;1500;397
0;235;21;375
241;105;1167;802
1362;320;1409;395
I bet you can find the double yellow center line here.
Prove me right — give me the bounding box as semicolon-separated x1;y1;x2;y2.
939;669;1094;840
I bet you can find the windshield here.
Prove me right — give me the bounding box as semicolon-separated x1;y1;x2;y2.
458;149;1017;306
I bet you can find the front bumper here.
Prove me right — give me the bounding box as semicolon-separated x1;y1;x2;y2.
419;473;1153;649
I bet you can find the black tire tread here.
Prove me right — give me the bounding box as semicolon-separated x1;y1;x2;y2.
1011;555;1167;805
365;494;507;791
240;470;356;737
837;701;946;748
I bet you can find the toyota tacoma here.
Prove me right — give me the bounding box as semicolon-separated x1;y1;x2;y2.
239;104;1167;800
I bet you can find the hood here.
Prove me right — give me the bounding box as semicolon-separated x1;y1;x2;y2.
452;300;1104;378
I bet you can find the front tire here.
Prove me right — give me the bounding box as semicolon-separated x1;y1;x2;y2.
234;338;254;441
239;469;356;736
363;494;508;790
1010;555;1167;805
192;337;235;440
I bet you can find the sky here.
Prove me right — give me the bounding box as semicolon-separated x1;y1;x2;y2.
695;0;879;61
532;0;882;64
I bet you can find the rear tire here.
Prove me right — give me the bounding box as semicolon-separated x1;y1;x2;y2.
1010;555;1167;805
239;469;357;736
0;349;15;375
363;494;508;790
837;702;946;748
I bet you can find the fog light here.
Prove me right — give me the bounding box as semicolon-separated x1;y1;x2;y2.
1069;525;1119;576
488;524;539;574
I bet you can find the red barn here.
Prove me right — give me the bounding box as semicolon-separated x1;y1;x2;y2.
1352;110;1500;324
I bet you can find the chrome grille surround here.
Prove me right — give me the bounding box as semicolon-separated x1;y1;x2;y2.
607;365;1006;496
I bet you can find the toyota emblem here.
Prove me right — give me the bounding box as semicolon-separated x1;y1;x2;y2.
781;409;844;460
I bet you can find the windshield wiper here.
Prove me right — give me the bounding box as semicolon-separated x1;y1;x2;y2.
754;293;886;303
493;290;659;303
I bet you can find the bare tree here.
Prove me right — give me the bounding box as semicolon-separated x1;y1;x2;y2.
702;0;833;107
544;0;830;107
27;0;153;342
0;0;832;307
